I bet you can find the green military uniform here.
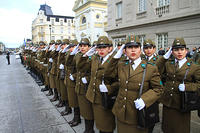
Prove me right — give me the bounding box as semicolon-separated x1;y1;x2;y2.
104;35;163;133
64;40;81;127
64;50;79;108
74;38;94;120
157;38;200;133
86;36;117;132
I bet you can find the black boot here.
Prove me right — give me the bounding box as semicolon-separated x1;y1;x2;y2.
46;88;53;96
50;88;58;102
61;101;72;116
41;85;49;92
83;119;95;133
55;96;64;108
68;107;81;127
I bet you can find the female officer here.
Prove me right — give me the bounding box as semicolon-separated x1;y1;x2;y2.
157;38;200;133
104;35;163;133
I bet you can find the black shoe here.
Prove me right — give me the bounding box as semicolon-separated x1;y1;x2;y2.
61;107;72;116
69;119;81;127
41;86;49;92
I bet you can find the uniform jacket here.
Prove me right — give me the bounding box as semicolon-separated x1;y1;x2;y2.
75;53;92;95
157;56;200;110
104;58;163;125
86;54;119;105
50;50;58;75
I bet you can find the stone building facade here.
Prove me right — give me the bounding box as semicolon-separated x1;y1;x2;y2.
106;0;200;50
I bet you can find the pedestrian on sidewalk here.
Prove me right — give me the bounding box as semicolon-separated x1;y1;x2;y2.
6;51;10;65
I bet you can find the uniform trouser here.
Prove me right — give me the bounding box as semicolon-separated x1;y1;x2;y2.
77;94;94;120
162;105;190;133
92;103;115;132
49;74;56;89
117;119;147;133
59;80;68;101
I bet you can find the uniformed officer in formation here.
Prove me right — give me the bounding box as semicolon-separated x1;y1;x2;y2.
21;35;200;133
103;35;163;133
157;38;200;133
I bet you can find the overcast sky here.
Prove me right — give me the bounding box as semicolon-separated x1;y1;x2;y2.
0;0;75;48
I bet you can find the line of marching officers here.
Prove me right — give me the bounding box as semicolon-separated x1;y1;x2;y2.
22;35;200;133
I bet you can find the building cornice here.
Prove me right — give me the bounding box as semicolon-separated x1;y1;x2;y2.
106;9;200;33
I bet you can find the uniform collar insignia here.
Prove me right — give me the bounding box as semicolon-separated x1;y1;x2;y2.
141;63;146;68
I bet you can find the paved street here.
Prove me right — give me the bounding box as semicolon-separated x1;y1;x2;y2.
0;55;200;133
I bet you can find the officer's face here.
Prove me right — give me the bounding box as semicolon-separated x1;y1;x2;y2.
61;44;66;49
172;47;187;60
70;46;76;52
143;46;155;57
98;46;110;57
80;44;90;54
125;46;141;61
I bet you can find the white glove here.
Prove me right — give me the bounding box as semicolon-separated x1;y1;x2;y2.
62;45;70;53
109;47;118;56
49;58;53;63
134;98;145;110
179;83;185;92
49;44;55;51
163;47;172;59
83;46;96;57
81;77;87;84
114;44;125;59
69;74;74;81
99;80;108;92
44;46;49;50
56;44;62;51
70;44;79;55
59;64;64;70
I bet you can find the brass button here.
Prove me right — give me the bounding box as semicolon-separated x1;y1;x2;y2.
173;81;175;83
172;88;174;90
125;89;127;91
124;97;126;100
126;81;128;84
170;94;173;96
93;83;95;85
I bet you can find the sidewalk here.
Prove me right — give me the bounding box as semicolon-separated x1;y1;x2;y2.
0;55;199;133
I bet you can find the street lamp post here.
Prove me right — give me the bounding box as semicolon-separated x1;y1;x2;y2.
49;25;51;44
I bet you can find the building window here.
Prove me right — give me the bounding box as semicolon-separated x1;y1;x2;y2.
61;27;63;33
116;2;122;19
156;33;168;50
139;0;146;12
52;36;55;40
82;17;86;24
138;35;146;46
68;20;71;26
51;19;54;25
51;27;54;33
96;14;100;19
40;19;43;23
157;0;170;7
60;20;63;26
40;27;44;32
68;28;71;34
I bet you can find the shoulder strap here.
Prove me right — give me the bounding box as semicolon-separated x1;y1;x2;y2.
138;64;147;98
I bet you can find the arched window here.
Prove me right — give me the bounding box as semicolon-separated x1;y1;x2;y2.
82;17;86;24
